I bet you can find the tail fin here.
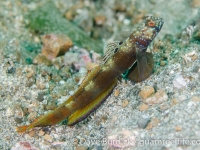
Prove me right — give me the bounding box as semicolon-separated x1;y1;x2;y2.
16;105;72;133
16;125;29;133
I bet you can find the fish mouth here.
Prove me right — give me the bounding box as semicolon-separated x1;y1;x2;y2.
154;17;164;33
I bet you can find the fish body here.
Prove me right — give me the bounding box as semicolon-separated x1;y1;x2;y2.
16;16;163;133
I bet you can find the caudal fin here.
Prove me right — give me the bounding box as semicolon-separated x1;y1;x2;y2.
16;125;29;133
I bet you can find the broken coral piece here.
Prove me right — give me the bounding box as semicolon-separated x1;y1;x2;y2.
64;48;100;70
42;34;73;60
142;89;168;105
11;141;39;150
173;75;188;89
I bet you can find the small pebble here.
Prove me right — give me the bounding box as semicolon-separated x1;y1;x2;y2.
76;145;88;150
44;134;53;142
5;136;11;140
25;78;35;87
27;112;37;121
65;4;83;20
174;125;182;131
45;102;57;110
65;9;76;21
192;0;200;7
29;130;36;137
60;66;71;79
137;115;150;129
15;107;24;118
122;100;129;108
145;122;153;130
171;98;179;106
38;130;45;136
139;103;149;111
159;104;170;110
37;92;45;102
143;89;168;105
7;67;16;74
14;117;23;124
73;138;79;146
94;15;106;26
6;107;15;117
52;74;62;82
160;60;166;66
36;79;45;90
139;86;155;99
101;115;108;123
42;127;51;135
191;54;198;61
33;54;52;66
146;118;160;130
192;66;200;73
191;96;200;102
151;118;160;127
114;3;126;12
114;89;120;97
177;95;187;101
25;68;35;78
52;56;65;70
28;105;34;113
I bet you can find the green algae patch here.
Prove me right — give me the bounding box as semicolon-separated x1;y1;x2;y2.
20;41;41;64
26;2;103;53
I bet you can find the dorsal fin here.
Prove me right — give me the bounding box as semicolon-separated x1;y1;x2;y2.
102;41;123;64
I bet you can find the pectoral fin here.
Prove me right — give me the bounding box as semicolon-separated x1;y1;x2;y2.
67;79;117;126
127;52;154;82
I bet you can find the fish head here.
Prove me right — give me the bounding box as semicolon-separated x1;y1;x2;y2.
132;15;164;51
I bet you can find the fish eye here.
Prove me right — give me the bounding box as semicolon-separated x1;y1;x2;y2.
119;41;123;45
114;47;119;53
148;20;155;27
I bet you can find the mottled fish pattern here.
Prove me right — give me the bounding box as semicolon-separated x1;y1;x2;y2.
16;15;163;133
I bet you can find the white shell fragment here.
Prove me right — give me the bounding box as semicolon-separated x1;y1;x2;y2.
173;75;188;89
